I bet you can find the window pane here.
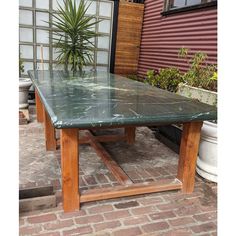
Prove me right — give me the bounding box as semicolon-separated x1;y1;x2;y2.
97;36;110;49
52;0;64;10
19;10;33;25
20;45;33;59
19;28;33;42
36;0;49;9
36;12;49;27
187;0;202;6
87;1;96;15
19;0;32;7
22;62;34;74
96;66;108;72
53;47;60;60
36;30;49;44
52;32;65;43
37;46;49;60
98;20;111;34
37;62;49;70
99;2;112;17
97;51;108;64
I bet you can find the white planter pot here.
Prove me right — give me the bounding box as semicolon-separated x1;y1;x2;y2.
197;121;217;182
19;78;32;109
177;83;217;106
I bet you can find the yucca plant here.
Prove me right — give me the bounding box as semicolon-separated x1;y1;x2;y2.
51;0;101;74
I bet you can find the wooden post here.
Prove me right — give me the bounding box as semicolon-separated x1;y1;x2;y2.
125;127;136;145
35;90;44;123
60;129;79;212
177;122;203;193
43;108;57;151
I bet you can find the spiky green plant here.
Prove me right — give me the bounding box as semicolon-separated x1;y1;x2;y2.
51;0;101;74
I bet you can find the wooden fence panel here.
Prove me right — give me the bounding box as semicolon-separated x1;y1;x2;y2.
114;2;144;75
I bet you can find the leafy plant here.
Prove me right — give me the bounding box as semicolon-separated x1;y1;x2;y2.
19;53;24;77
145;68;183;92
178;47;217;91
51;0;101;74
146;70;158;87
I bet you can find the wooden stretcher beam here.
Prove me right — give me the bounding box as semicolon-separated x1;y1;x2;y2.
80;178;182;203
85;131;133;185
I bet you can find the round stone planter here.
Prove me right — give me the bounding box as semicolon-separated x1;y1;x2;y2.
19;78;32;109
197;121;217;182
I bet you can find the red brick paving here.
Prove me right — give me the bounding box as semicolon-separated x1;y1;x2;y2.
19;106;217;235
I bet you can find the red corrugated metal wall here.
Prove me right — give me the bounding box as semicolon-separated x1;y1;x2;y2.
137;0;217;77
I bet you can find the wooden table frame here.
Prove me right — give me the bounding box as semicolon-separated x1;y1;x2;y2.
36;92;203;212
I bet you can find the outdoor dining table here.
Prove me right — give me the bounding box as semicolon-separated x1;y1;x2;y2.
28;70;217;212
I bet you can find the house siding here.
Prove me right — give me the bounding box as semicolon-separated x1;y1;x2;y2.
137;0;217;77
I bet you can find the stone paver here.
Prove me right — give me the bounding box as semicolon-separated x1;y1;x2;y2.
19;106;217;235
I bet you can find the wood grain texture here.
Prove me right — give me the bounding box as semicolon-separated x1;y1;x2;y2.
80;178;182;203
177;122;203;193
60;129;79;212
43;108;57;151
85;131;133;185
114;2;144;74
125;127;136;144
35;90;44;123
80;134;127;144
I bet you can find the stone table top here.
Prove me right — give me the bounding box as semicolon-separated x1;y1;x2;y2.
28;70;217;129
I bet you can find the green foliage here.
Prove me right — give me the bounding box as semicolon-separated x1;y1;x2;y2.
178;47;217;91
19;53;24;77
145;68;183;92
145;70;157;86
146;48;217;93
51;0;101;73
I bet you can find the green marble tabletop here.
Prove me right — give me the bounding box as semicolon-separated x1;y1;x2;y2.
28;70;217;129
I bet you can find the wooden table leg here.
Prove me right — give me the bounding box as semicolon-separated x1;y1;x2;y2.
43;108;57;151
35;90;44;123
177;122;203;193
125;127;136;145
60;129;80;212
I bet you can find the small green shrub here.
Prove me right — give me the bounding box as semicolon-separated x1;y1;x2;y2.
145;68;183;92
178;47;217;91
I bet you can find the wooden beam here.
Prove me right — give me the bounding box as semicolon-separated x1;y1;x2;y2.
177;122;203;193
35;90;44;123
80;134;127;144
125;127;136;144
80;178;182;203
60;129;80;212
43;108;57;151
85;131;133;185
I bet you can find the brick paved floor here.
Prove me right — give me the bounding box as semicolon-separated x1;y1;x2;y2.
19;106;217;235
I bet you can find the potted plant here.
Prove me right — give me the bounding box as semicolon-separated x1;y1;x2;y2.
19;53;32;109
145;48;217;183
51;0;101;74
176;48;217;182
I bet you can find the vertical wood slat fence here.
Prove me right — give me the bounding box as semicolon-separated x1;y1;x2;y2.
114;1;144;75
